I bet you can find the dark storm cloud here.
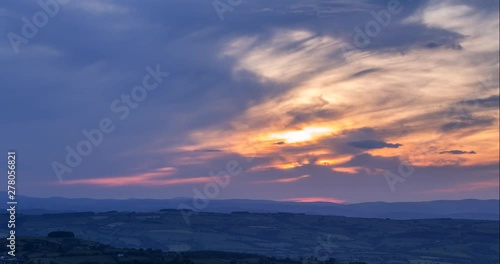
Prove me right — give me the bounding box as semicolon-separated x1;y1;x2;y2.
348;140;402;149
439;150;477;155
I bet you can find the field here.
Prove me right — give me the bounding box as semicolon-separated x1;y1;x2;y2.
2;210;499;263
1;236;331;264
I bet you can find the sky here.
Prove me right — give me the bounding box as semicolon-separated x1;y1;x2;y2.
0;0;498;203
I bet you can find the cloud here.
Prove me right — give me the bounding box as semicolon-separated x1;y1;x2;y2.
439;150;477;155
340;153;402;171
285;98;340;126
424;41;463;50
441;116;496;132
462;95;500;108
61;175;216;187
331;167;361;174
253;174;310;184
195;149;223;152
348;140;402;149
59;166;219;187
348;68;382;79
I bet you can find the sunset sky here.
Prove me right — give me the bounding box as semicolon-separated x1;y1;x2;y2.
1;0;498;203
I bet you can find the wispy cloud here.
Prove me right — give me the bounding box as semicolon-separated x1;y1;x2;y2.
348;140;402;149
439;150;477;155
59;167;216;187
253;174;310;184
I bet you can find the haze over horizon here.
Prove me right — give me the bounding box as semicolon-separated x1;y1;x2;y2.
1;0;499;203
10;192;500;205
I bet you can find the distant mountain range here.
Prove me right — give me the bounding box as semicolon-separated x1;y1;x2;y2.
4;193;499;220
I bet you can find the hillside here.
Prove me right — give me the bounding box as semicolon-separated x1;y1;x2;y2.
3;210;498;263
4;194;498;220
0;236;346;264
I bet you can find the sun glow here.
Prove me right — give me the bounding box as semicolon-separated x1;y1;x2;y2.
268;126;333;144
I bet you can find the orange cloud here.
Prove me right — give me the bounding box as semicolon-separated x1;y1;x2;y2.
283;196;346;203
331;166;385;175
59;167;217;187
315;156;352;166
181;21;499;171
331;167;361;174
268;126;334;144
253;174;310;184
